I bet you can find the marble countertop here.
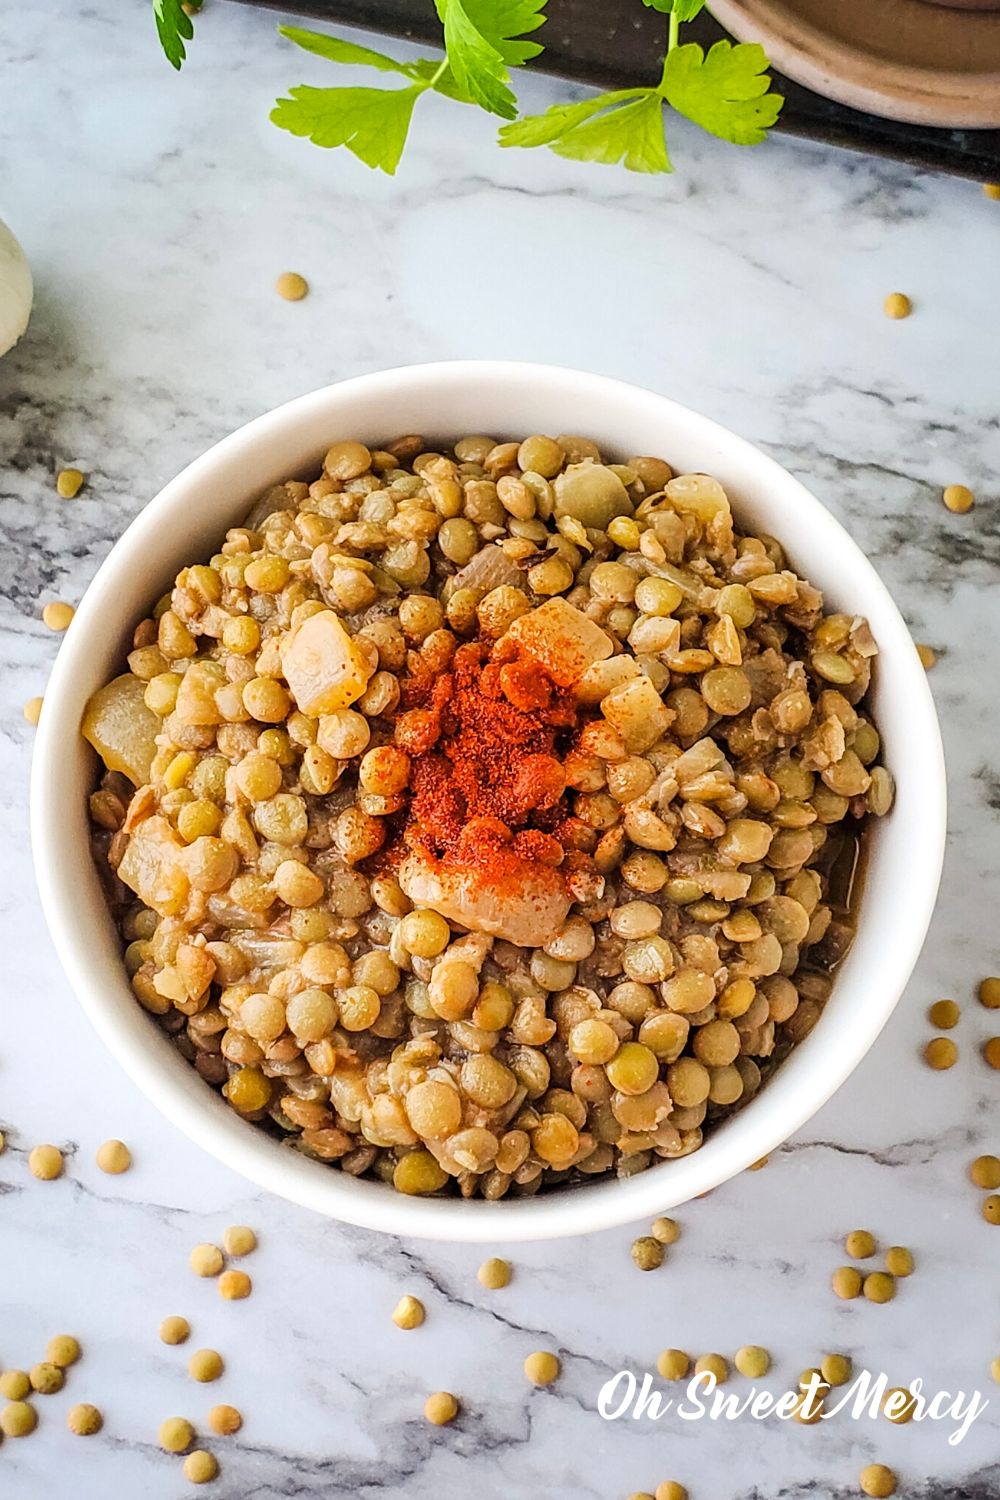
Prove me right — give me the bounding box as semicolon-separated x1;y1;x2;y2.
2;3;1000;1497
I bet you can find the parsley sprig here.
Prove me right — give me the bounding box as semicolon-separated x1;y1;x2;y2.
151;0;782;177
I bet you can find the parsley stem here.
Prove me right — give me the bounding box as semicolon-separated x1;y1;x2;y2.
668;11;680;52
423;56;450;92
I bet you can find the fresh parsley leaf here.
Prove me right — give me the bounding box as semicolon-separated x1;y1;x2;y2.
270;84;422;174
500;89;671;173
641;0;706;18
662;40;783;144
277;26;413;75
434;0;546;120
152;0;193;70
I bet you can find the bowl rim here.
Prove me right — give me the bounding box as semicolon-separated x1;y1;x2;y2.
30;360;947;1242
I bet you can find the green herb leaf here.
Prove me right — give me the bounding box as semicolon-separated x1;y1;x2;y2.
434;0;546;119
277;25;413;75
500;89;671;173
270;84;422;174
152;0;193;70
641;0;706;18
661;40;783;144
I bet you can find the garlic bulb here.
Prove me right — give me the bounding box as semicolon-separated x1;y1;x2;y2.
0;217;33;359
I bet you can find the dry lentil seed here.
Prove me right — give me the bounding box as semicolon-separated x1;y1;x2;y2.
943;484;974;514
863;1272;896;1304
983;1038;1000;1069
832;1266;863;1300
160;1316;191;1345
0;1401;37;1436
985;183;1000;199
928;999;959;1029
56;467;85;498
42;600;75;631
655;1485;687;1500
67;1403;103;1435
992;1357;1000;1383
734;1345;770;1378
190;1243;224;1278
971;1155;1000;1189
979;977;1000;1009
884;1246;914;1277
694;1354;728;1385
392;1295;425;1329
184;1450;219;1484
0;1371;31;1400
477;1257;511;1289
30;1362;64;1395
45;1335;81;1368
860;1464;897;1497
208;1404;242;1436
845;1229;876;1259
275;271;308;301
650;1216;680;1245
23;694;43;725
96;1138;132;1174
218;1269;252;1300
883;292;912;319
188;1349;224;1383
631;1236;665;1271
223;1225;257;1257
916;643;936;670
821;1353;852;1387
656;1349;690;1381
924;1037;958;1069
883;1386;917;1423
424;1391;459;1424
28;1144;63;1180
524;1351;560;1385
160;1416;195;1452
982;1195;1000;1225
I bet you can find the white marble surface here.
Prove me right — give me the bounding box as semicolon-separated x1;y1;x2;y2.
2;2;1000;1496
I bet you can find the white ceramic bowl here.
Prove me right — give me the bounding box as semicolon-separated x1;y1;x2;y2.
31;362;946;1242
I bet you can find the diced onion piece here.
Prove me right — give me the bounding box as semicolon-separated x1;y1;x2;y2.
601;674;673;754
81;672;160;786
505;599;613;687
281;609;373;716
117;815;190;916
399;852;570;949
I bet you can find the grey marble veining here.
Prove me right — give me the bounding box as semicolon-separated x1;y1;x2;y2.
2;2;1000;1497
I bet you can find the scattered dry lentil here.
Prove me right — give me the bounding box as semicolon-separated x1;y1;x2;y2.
391;1295;425;1330
0;1371;31;1400
982;1038;1000;1070
650;1217;680;1245
970;1155;1000;1189
694;1353;728;1385
821;1353;852;1387
734;1345;770;1378
189;1243;224;1278
884;1246;914;1278
747;1157;769;1172
56;467;85;498
832;1266;863;1300
160;1416;196;1452
984;183;1000;199
160;1315;191;1345
655;1486;687;1500
188;1349;223;1383
882;1386;917;1423
477;1257;511;1289
524;1351;560;1386
860;1463;897;1497
96;1139;131;1174
42;600;75;632
924;1037;958;1070
916;643;936;671
0;1400;37;1437
67;1402;103;1435
207;1404;242;1436
656;1349;690;1381
28;1144;63;1180
982;1195;1000;1225
29;1362;64;1395
275;271;308;301
928;999;959;1029
631;1236;665;1272
883;293;912;320
0;1130;4;1153
979;978;1000;1010
183;1450;219;1484
23;695;42;725
845;1229;877;1259
218;1269;252;1301
991;1357;1000;1384
424;1391;459;1425
942;484;974;514
863;1272;896;1303
222;1225;256;1257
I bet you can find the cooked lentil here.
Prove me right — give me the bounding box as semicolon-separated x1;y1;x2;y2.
28;1144;63;1180
42;600;75;632
183;1449;219;1483
86;433;892;1199
96;1138;132;1174
924;1037;958;1070
424;1390;459;1424
190;1244;224;1278
883;293;912;320
860;1463;897;1497
0;1371;31;1400
208;1404;242;1435
188;1349;223;1382
656;1349;690;1380
942;484;974;514
970;1155;1000;1189
275;272;308;301
223;1225;257;1257
734;1345;770;1378
884;1246;913;1277
845;1229;876;1259
67;1402;103;1435
0;1400;37;1436
928;999;959;1029
631;1236;665;1271
863;1272;896;1303
477;1257;511;1288
979;977;1000;1009
56;467;85;498
218;1269;252;1300
832;1266;863;1300
160;1315;192;1345
524;1350;560;1385
45;1335;81;1367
